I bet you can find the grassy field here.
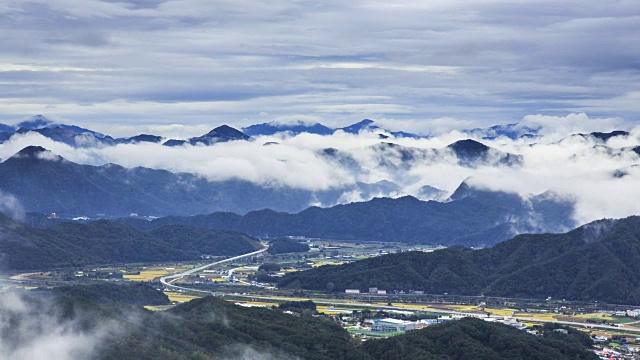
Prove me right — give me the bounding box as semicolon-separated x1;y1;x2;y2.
124;269;169;282
441;304;481;312
484;308;517;317
316;305;341;315
557;313;637;325
164;291;202;303
310;260;346;267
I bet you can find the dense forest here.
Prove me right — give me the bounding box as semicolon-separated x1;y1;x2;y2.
278;216;640;305
0;214;261;270
48;283;170;306
1;286;596;360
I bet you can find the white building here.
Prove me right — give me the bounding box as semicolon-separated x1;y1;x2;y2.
372;318;416;332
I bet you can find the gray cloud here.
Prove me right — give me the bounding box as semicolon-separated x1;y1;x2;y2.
0;1;639;128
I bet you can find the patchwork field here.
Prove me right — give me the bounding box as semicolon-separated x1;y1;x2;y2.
124;269;169;282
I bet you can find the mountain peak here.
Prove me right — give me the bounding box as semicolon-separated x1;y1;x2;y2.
17;115;54;130
339;119;378;134
447;139;490;153
7;146;62;162
355;119;375;126
207;125;246;136
242;121;333;136
587;130;629;142
185;125;250;146
16;145;48;157
203;125;250;141
448;179;473;201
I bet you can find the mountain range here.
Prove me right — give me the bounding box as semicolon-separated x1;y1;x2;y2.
277;215;640;305
116;181;575;247
0;115;252;148
2;115;636;147
0;136;537;218
0;144;576;248
243;119;424;138
0;146;401;217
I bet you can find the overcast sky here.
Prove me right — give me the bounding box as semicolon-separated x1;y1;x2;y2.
1;0;639;132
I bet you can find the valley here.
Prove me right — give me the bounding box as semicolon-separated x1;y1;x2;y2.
3;225;640;358
3;1;640;357
0;116;639;359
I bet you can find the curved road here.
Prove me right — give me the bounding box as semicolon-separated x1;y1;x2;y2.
160;246;268;294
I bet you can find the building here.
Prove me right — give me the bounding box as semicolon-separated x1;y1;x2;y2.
345;289;360;294
369;287;378;294
377;290;387;294
372;318;416;333
416;319;437;329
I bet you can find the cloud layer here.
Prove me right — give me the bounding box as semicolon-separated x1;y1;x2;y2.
0;1;640;129
0;113;638;226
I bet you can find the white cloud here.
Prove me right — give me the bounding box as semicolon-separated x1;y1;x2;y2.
2;114;639;226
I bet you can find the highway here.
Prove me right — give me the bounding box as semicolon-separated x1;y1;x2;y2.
160;245;268;293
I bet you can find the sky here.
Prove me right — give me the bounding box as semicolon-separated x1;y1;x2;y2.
1;0;640;133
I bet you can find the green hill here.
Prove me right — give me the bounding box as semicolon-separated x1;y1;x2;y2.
362;318;596;360
50;283;170;306
0;214;262;270
278;216;640;305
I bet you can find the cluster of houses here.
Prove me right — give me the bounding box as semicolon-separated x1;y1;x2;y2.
594;345;640;359
612;309;640;318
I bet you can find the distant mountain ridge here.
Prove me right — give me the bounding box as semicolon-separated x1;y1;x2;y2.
243;120;334;136
0;115;252;148
2;115;634;149
163;124;251;146
277;215;640;305
0;146;403;217
243;118;424;138
116;180;575;247
321;139;522;170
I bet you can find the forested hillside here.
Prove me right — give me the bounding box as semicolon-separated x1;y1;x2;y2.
278;216;640;304
0;214;261;270
118;182;574;247
362;318;597;360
